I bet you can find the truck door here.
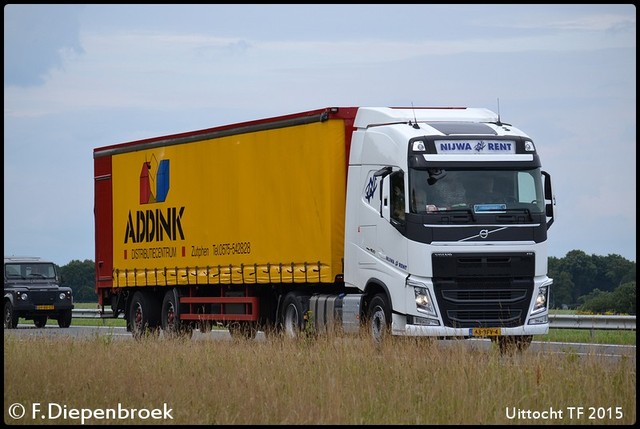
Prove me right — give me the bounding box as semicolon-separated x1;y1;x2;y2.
378;170;409;273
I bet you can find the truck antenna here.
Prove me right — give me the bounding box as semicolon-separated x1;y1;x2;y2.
410;102;420;129
496;97;503;126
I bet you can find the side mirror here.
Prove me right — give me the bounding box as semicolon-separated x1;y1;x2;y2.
542;171;555;229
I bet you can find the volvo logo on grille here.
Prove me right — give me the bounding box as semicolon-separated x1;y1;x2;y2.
479;229;489;239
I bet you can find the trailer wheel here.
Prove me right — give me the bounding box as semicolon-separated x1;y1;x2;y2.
34;315;48;328
280;292;307;339
367;294;390;346
129;291;160;339
4;301;19;329
57;309;72;328
161;289;192;339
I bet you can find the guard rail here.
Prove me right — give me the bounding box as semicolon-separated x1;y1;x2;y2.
548;314;635;330
70;309;636;330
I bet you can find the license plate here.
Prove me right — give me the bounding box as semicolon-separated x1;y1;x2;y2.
36;305;54;311
470;327;501;337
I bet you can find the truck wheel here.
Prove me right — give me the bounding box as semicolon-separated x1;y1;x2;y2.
367;294;391;346
34;315;48;328
4;301;19;329
280;292;307;339
161;289;192;338
58;309;72;328
129;291;161;339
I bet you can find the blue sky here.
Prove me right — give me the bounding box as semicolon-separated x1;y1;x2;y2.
4;4;636;266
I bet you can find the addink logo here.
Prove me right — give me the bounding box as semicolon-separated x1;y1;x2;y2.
124;156;185;244
140;157;170;204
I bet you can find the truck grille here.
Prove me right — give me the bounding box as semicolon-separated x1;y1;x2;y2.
432;253;534;328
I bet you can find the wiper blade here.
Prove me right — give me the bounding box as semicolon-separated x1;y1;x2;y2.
432;207;476;221
500;207;533;221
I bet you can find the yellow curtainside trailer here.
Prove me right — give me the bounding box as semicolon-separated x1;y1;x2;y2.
95;107;360;338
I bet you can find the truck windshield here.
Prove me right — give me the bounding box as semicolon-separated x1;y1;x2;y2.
4;263;57;279
409;168;545;214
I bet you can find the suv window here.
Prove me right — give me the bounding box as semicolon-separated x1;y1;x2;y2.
5;263;57;279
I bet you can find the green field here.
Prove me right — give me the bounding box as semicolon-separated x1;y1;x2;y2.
3;331;635;425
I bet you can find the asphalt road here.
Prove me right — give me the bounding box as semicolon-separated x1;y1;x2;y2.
4;324;636;363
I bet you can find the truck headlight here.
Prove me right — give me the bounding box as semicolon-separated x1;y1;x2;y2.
412;140;426;152
532;285;548;314
20;292;29;301
408;280;437;317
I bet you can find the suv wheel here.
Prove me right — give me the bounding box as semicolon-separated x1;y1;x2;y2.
58;309;72;328
4;301;19;329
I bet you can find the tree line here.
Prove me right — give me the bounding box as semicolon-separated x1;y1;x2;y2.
548;250;635;314
58;249;636;314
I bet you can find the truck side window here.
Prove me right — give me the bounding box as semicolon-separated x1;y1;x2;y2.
390;171;405;223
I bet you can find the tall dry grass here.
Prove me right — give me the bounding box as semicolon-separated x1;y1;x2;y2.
4;331;636;425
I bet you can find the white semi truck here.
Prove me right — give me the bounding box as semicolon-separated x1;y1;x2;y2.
94;106;555;351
